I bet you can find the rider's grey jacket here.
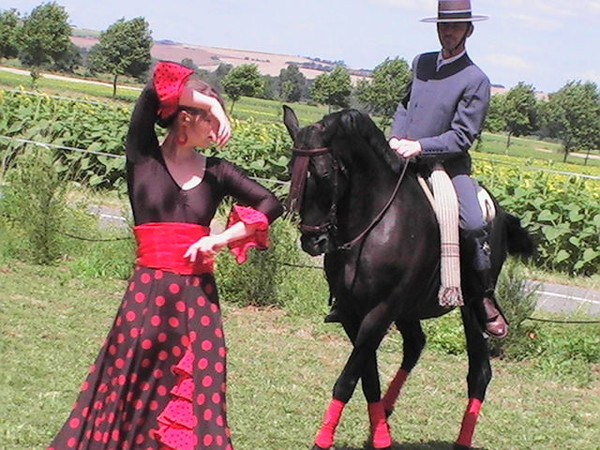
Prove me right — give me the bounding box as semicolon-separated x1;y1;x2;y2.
391;51;490;178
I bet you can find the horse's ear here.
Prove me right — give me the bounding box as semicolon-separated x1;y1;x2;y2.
283;105;300;141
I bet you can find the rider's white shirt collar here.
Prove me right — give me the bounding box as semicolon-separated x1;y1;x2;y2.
437;50;466;71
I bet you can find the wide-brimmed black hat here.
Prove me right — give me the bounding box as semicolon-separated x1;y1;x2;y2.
421;0;489;23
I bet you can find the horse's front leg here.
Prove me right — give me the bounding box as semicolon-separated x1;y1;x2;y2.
382;320;426;416
454;305;492;450
361;351;394;450
312;303;393;450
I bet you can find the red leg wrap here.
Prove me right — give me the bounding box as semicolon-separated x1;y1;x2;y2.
382;368;409;413
456;397;482;448
314;399;345;449
368;401;392;449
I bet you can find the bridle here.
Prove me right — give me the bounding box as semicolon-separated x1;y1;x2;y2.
287;145;410;252
286;146;343;242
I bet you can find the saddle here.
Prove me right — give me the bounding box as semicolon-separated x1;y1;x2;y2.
417;163;495;307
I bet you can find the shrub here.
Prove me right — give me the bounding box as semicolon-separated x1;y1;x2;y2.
489;259;540;359
216;214;307;308
2;147;69;264
422;311;466;355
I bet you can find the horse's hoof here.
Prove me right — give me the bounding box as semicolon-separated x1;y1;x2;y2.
312;446;329;450
453;443;471;450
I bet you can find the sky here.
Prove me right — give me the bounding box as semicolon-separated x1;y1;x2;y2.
3;0;600;94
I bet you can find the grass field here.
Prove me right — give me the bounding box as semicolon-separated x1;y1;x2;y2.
0;68;330;125
0;262;599;450
477;134;600;168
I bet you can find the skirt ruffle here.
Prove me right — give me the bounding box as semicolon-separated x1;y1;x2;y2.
151;349;197;449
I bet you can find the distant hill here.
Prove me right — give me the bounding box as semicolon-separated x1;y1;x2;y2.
70;29;371;82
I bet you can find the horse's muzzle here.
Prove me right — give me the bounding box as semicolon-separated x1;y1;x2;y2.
301;233;333;256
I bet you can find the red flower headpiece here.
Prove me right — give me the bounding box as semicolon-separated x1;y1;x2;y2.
153;61;194;119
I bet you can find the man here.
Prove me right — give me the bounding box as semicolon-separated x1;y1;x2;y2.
389;0;508;338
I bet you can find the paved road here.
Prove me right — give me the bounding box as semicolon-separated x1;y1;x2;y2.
535;282;600;317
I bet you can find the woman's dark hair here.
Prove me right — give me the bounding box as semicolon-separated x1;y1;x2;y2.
157;77;226;128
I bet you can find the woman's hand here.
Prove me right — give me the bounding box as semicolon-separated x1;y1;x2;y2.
209;102;231;148
184;235;227;263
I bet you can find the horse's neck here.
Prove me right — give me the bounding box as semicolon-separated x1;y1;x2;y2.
344;159;400;216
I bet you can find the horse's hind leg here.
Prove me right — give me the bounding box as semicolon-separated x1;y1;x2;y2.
454;306;492;450
382;320;426;416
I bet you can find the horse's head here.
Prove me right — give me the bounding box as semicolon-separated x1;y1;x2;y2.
283;105;347;256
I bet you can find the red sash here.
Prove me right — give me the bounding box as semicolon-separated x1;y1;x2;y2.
133;222;214;275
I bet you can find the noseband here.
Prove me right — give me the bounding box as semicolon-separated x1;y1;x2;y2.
288;143;411;252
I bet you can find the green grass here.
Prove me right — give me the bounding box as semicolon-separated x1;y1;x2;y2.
478;133;600;168
230;96;329;124
0;261;598;449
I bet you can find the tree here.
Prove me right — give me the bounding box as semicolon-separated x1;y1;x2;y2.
502;82;537;150
51;41;82;73
0;8;21;60
221;64;263;114
483;93;506;134
88;17;152;97
18;2;71;84
310;65;352;112
262;75;277;100
279;64;306;102
540;80;600;163
180;58;198;71
355;57;410;127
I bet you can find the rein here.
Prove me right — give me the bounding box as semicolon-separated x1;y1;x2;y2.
288;145;410;252
338;160;409;251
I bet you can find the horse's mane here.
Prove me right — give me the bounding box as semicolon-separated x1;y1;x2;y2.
320;109;404;174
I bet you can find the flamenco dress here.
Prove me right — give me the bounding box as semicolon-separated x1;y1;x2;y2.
48;79;283;449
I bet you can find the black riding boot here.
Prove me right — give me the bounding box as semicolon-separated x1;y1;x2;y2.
466;226;509;339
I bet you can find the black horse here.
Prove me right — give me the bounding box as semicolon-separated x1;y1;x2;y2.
283;106;535;450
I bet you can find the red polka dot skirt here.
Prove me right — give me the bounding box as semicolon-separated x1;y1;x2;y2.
48;266;232;450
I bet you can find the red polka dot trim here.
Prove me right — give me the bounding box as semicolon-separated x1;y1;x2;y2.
153;61;194;119
226;205;270;264
151;348;198;448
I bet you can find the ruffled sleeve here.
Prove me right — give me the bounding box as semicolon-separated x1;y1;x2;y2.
153;61;194;120
226;205;270;264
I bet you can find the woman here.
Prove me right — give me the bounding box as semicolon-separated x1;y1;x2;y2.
49;61;283;450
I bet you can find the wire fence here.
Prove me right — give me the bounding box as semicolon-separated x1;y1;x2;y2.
1;134;598;183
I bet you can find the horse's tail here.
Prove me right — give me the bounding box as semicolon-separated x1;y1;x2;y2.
504;212;536;257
